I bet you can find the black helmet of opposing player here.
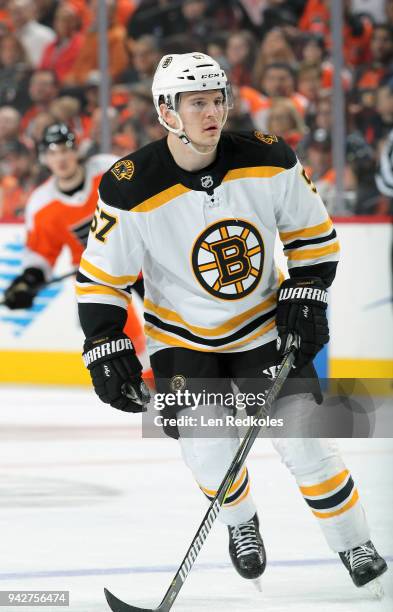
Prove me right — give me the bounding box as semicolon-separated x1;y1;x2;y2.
39;123;76;153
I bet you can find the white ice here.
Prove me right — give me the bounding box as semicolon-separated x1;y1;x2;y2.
0;386;392;612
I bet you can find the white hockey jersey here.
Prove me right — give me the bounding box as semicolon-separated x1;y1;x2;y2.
77;132;340;354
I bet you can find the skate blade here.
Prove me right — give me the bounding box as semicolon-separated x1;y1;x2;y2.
252;578;262;592
362;577;384;600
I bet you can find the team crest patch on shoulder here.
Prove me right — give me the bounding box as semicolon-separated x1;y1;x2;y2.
111;159;134;181
254;131;278;145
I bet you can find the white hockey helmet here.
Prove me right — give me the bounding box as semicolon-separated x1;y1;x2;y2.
152;52;232;151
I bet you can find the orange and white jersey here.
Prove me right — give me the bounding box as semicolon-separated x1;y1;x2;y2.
77;132;340;355
24;154;116;275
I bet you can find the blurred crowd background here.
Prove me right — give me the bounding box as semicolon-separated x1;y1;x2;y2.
0;0;392;221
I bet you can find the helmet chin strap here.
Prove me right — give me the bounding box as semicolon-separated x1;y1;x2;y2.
158;108;228;156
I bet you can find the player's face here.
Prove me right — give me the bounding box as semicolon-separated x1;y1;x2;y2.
43;144;79;179
178;90;225;148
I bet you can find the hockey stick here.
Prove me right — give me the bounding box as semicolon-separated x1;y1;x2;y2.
0;269;77;306
104;337;298;612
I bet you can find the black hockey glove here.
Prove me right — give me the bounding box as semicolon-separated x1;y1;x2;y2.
276;277;329;370
3;267;45;310
83;333;150;413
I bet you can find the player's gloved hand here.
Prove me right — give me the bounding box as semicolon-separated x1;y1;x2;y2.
83;333;150;412
3;267;45;310
276;277;329;370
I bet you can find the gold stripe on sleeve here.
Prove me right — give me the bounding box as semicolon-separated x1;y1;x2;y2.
80;257;138;286
279;219;333;242
286;242;340;261
76;284;131;303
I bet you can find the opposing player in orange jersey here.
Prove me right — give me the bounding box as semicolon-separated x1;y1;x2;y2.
3;123;117;309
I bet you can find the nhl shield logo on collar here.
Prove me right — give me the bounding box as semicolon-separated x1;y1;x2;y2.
201;175;213;189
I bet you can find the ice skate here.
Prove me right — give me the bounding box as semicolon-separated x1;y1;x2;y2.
339;540;387;598
228;513;266;581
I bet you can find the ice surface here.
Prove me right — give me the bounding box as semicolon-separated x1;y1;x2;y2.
0;386;392;611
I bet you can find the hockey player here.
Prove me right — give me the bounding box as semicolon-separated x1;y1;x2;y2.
3;123;116;310
76;54;387;591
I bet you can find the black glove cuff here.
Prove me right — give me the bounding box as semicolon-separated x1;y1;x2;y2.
83;333;136;369
278;277;328;309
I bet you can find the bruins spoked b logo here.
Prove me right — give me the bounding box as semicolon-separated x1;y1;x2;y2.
192;219;264;300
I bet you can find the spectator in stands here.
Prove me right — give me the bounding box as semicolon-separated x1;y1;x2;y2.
226;30;256;87
8;0;55;68
127;0;183;41
120;83;155;129
179;0;217;41
0;0;12;29
79;106;119;159
40;3;84;83
112;131;138;157
82;71;101;118
300;0;373;67
206;34;229;69
375;82;393;140
64;0;128;85
356;25;393;91
304;129;357;214
0;140;38;219
313;95;332;131
300;33;352;92
0;33;32;111
224;84;255;132
266;97;306;149
297;64;321;105
386;0;393;25
376;128;393;213
0;107;21;155
27;110;54;147
21;69;59;135
260;62;308;114
49;95;91;144
119;35;161;87
34;0;57;28
253;27;297;89
142;108;166;143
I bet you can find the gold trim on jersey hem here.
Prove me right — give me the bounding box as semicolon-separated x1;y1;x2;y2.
286;242;340;261
223;166;285;182
144;293;277;337
279;218;333;242
76;284;131;303
80;257;138;286
144;318;276;352
131;184;191;212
